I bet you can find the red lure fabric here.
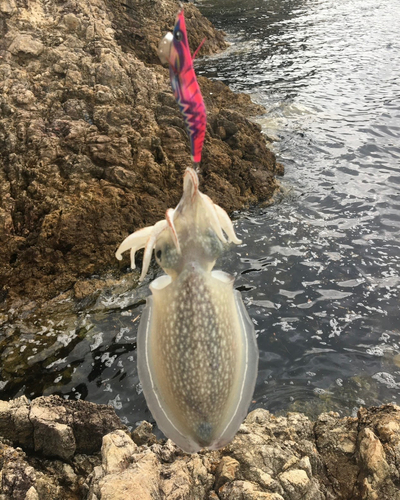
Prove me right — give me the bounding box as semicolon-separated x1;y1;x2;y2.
167;10;207;165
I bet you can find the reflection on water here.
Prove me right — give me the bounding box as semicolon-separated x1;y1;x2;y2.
1;0;400;425
195;0;400;418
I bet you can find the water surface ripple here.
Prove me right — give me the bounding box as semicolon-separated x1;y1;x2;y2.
195;0;400;417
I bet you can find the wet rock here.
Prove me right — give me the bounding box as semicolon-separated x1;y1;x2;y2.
356;405;400;500
0;0;281;309
315;411;359;498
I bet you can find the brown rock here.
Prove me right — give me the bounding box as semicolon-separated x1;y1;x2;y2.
0;0;281;309
0;444;37;500
63;13;81;32
8;35;44;57
101;430;138;474
131;420;158;447
219;480;284;500
96;451;161;500
358;428;390;479
0;395;126;460
0;0;16;14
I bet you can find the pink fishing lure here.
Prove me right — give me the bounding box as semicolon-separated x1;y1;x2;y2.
158;10;207;166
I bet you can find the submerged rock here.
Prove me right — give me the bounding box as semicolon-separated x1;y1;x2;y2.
1;397;400;499
0;0;282;308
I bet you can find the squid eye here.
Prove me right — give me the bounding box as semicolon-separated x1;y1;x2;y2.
174;30;183;41
156;249;162;260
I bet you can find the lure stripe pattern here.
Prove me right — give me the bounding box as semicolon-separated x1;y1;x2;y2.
168;10;207;165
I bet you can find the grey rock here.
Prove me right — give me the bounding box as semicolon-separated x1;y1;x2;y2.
33;420;76;461
0;395;125;460
2;397;400;499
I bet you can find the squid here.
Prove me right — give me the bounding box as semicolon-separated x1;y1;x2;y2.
116;168;259;453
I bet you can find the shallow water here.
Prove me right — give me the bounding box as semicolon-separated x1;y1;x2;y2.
1;0;400;426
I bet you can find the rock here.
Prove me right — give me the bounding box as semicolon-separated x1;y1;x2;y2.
315;411;359;498
358;428;390;479
0;443;36;500
0;397;33;449
94;450;161;500
34;420;76;461
8;35;44;57
0;436;98;499
2;397;400;499
131;420;158;447
101;430;137;474
63;13;81;32
0;0;282;309
0;0;16;14
215;456;240;490
219;480;284;500
356;405;400;500
0;395;125;460
279;469;310;499
24;487;39;500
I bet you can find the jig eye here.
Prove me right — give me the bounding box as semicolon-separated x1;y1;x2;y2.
174;30;183;41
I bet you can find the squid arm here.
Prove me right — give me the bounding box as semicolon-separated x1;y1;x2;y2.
213;203;242;245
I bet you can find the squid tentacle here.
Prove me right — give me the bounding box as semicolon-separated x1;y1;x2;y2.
115;220;169;280
140;220;168;281
115;168;242;281
213;203;242;245
166;208;181;254
116;226;155;268
201;194;227;243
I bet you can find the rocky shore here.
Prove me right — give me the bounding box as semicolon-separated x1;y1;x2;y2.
0;0;282;308
1;396;400;499
6;3;395;500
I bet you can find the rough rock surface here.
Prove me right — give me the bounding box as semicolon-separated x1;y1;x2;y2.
0;0;282;307
1;397;400;499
